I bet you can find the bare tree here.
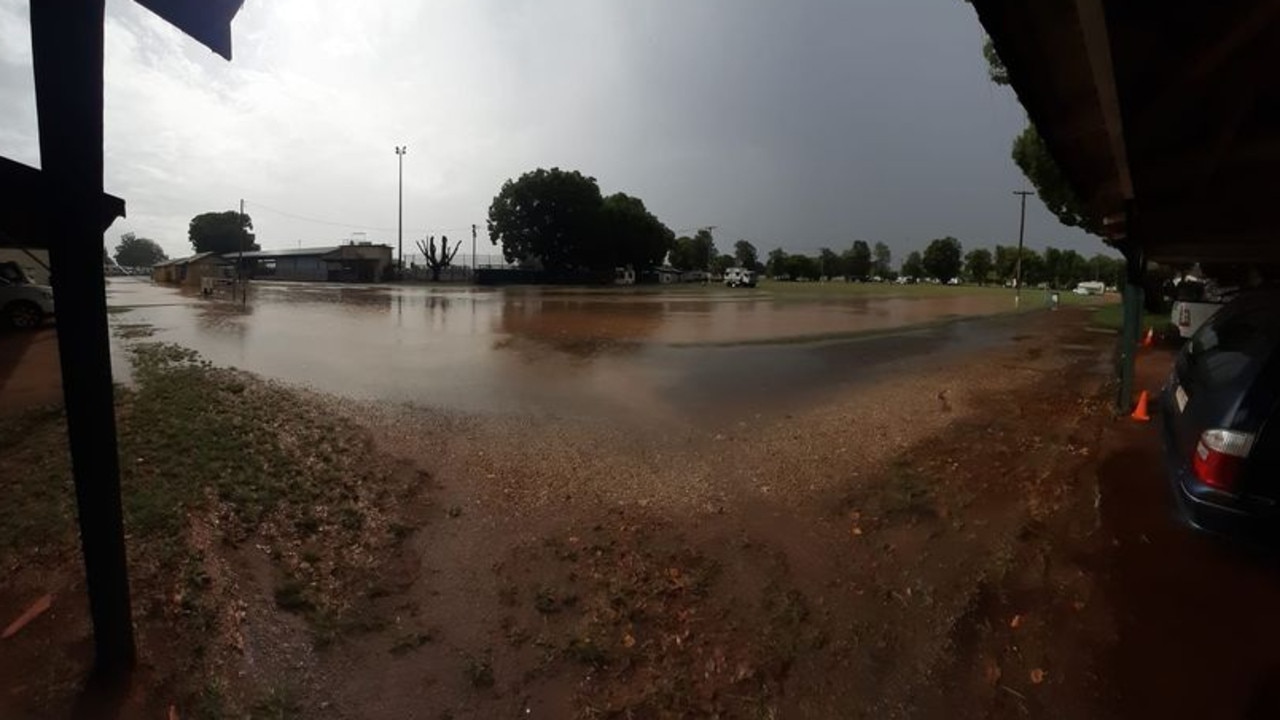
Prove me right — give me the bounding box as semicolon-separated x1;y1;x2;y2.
415;234;461;281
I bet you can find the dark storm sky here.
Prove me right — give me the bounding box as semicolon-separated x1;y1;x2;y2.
0;0;1102;262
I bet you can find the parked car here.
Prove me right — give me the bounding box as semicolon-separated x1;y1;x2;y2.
1160;290;1280;540
724;267;756;288
0;261;55;329
1170;277;1238;340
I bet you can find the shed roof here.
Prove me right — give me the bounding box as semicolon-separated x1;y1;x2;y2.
0;156;126;249
971;0;1280;263
232;246;341;260
153;251;221;267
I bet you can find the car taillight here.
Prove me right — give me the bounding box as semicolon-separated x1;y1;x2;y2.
1191;429;1255;491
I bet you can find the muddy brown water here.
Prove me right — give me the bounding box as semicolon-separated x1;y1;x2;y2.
105;278;1029;421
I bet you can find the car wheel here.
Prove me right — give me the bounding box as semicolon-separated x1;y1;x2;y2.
3;300;43;330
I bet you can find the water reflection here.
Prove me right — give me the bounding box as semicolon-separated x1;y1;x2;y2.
493;294;661;359
104;278;1028;419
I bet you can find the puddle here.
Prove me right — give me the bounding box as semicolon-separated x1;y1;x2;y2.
105;279;1030;420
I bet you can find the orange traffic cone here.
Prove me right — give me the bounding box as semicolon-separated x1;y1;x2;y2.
1130;390;1151;422
1141;327;1155;349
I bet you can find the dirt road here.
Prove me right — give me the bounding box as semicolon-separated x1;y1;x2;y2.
0;328;61;417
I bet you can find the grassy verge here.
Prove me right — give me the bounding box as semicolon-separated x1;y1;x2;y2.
0;340;424;713
1089;302;1171;332
757;280;1106;305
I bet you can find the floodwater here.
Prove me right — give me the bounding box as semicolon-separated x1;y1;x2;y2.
105;279;1031;421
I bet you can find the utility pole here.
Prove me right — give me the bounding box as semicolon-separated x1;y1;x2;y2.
395;146;407;275
239;198;246;306
471;223;477;278
1013;190;1034;308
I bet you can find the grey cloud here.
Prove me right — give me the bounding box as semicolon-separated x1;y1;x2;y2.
0;0;1101;261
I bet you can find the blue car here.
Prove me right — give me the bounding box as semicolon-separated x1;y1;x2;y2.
1161;290;1280;540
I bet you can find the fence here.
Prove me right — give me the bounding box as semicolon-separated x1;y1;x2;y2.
400;252;511;271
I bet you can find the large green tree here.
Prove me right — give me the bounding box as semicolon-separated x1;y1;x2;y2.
786;254;820;281
1088;253;1123;286
667;236;693;269
1011;127;1099;234
922;237;963;283
689;229;716;271
711;253;735;275
733;239;759;270
189;210;257;254
114;232;168;267
766;248;788;278
901;251;924;279
963;247;994;285
994;244;1048;286
818;248;841;278
668;231;716;270
844;240;872;280
981;36;1099;235
598;192;674;272
487;168;605;272
872;241;892;277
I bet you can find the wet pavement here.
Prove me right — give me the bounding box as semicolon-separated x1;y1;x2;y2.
105;279;1033;421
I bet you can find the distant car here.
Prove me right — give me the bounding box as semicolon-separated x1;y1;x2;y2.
1074;281;1105;296
1161;290;1280;541
1;261;55;330
724;268;756;288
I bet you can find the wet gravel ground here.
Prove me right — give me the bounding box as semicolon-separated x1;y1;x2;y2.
350;320;1068;516
304;306;1128;718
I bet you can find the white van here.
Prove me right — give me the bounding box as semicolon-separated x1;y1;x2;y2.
724;267;757;288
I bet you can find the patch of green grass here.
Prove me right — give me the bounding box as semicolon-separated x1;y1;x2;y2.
1;341;420;707
1090;302;1170;332
566;636;610;669
191;680;229;720
880;462;936;518
0;407;74;558
389;630;435;655
534;587;561;614
273;578;313;613
250;685;302;720
112;323;156;339
464;653;495;689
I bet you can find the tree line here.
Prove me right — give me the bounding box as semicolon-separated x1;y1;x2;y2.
761;236;1124;288
483;168;1125;289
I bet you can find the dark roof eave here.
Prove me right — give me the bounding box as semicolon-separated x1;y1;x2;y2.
0;156;126;249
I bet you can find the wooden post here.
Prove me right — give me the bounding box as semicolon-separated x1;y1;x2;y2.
30;0;136;673
1116;207;1145;414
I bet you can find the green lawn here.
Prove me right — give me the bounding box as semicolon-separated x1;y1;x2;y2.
1089;302;1171;332
755;279;1109;306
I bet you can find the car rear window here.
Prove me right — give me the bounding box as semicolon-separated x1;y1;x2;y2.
1175;281;1206;302
1188;304;1280;384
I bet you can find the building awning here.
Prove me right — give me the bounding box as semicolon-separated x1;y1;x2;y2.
0;156;126;249
232;246;341;260
971;0;1280;263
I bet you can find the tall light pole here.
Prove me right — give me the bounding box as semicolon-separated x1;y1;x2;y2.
1013;190;1034;308
395;146;407;274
